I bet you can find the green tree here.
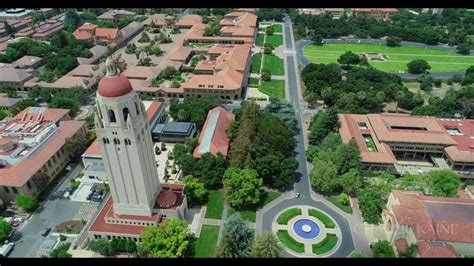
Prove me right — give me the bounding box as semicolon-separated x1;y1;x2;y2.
265;25;274;35
339;169;365;196
0;110;7;121
86;239;115;256
311;34;323;45
386;36;401;47
337;192;350;206
427;170;461;198
407;59;431;74
398;244;418;258
309;108;340;145
223;168;263;210
193;153;227;189
15;195;39;212
138;32;150;43
139;219;189;258
337;51;361;68
358;188;384;224
372;240;396;258
0;220;12;243
250;231;282;258
310;158;339;193
49;243;72;258
335;140;362;174
216;213;254;258
261;68;272;81
3;21;15;36
456;43;471;55
183;175;208;207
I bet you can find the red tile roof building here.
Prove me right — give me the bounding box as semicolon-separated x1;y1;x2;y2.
0;107;86;203
193;106;235;158
143;14;173;28
383;190;474;257
73;23;122;45
339;113;474;175
175;14;202;29
97;10;136;23
351;8;399;21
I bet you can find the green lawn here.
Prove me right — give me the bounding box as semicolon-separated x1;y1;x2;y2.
303;43;474;73
308;209;336;228
327;196;353;214
256;34;265;47
249;77;259;87
263;53;284;75
193;225;220;257
205;189;225;219
277;230;305;253
273;24;283;33
227;191;281;223
228;208;256;222
259;79;285;100
277;208;302;224
265;34;283;48
251;53;262;74
261;191;281;205
312;234;338;255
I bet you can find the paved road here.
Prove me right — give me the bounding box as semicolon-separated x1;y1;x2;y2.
258;16;359;258
296;39;468;79
9;164;84;258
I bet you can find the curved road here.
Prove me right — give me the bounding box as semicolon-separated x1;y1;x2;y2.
258;16;372;258
296;39;469;79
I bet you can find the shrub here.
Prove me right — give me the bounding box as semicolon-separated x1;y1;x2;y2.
337;192;350;206
15;195;39;212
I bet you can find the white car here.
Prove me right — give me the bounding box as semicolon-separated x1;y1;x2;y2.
295;193;300;198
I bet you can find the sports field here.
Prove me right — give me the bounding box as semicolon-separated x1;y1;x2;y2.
303;43;474;73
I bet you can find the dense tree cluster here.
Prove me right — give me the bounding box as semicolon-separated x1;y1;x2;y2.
173;138;228;189
291;9;474;49
87;238;137;257
0;220;12;243
183;175;208;207
265;97;297;130
371;240;396;258
411;86;474;118
139;219;190;258
256;9;285;22
203;21;221;37
227;101;298;190
169;96;224;127
49;243;72;258
301;63;424;112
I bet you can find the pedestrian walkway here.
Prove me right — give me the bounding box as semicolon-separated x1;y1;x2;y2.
73;202;99;221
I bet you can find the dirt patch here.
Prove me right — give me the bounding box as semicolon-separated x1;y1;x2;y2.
55;220;85;234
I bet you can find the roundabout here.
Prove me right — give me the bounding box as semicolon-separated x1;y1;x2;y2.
272;206;342;257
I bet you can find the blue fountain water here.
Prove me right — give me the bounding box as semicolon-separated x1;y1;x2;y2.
293;219;320;239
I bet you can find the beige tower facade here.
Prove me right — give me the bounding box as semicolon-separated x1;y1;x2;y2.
94;58;161;216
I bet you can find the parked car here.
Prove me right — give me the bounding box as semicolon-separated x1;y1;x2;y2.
41;228;52;237
91;192;103;203
87;191;94;201
0;242;14;257
10;218;23;227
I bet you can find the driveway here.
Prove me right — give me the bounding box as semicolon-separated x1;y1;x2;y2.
9;164;85;258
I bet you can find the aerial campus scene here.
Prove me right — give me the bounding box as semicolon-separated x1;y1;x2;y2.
0;7;472;259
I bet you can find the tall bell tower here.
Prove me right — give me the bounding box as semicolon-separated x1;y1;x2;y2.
94;57;160;216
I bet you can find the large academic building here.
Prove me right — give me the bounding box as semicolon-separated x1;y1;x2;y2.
339;113;474;177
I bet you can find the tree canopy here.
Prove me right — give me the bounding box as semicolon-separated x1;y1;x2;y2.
407;59;431;74
215;213;254;258
250;231;282;258
169;96;224;127
15;195;39;212
139;219;190;258
427;170;461;198
358;188;385;224
223;168;263;210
